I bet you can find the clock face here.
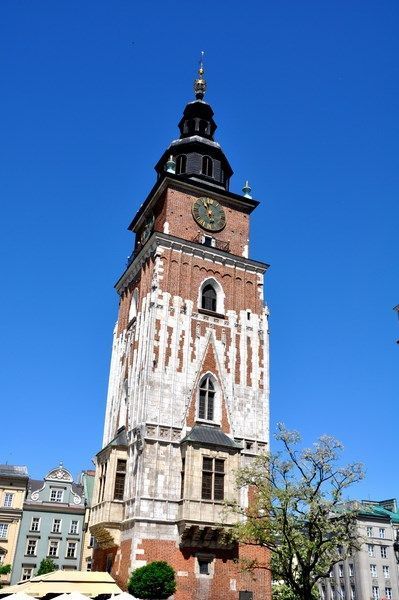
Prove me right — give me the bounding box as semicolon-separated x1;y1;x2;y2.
192;197;226;232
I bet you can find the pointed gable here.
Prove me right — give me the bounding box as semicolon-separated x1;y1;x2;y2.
185;334;231;433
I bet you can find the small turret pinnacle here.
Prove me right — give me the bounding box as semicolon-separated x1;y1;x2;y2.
194;51;206;100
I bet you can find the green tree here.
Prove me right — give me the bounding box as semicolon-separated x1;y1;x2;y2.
0;564;12;588
228;424;364;600
0;565;11;575
37;558;57;575
128;561;176;600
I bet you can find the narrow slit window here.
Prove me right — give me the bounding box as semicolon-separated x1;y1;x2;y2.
176;155;187;174
202;156;213;177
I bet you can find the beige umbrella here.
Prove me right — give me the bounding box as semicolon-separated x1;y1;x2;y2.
1;571;122;598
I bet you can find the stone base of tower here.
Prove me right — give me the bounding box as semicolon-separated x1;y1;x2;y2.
93;537;270;600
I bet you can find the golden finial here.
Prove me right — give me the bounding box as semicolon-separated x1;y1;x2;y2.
194;51;206;100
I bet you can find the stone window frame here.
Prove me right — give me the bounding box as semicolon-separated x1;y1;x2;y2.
52;518;62;533
196;371;221;426
66;541;77;558
21;566;34;581
26;538;37;556
201;455;225;501
3;492;13;508
69;520;79;534
50;488;64;503
30;517;41;532
198;277;225;316
0;523;9;539
195;553;215;578
48;539;59;558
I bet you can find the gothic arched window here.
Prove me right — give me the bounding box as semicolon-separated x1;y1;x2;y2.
199;376;215;421
201;283;217;312
176;155;187;175
202;155;213;177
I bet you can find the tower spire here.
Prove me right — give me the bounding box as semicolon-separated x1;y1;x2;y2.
194;51;206;100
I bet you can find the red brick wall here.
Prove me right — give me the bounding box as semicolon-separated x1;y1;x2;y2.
134;539;270;600
160;248;263;314
153;187;250;258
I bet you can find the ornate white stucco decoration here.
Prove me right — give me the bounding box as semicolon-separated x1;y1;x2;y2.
72;492;82;505
45;463;73;483
30;484;45;501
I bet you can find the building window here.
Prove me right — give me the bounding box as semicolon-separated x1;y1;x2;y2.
198;376;215;421
87;560;92;571
21;567;33;581
383;565;390;579
379;528;385;539
372;586;379;600
176;155;187;175
98;461;107;503
367;527;373;537
385;588;392;599
69;520;79;534
3;493;13;507
180;457;185;498
48;540;59;557
350;585;356;600
201;457;224;501
113;459;126;500
26;539;37;556
201;156;213;177
368;544;374;557
50;489;63;503
381;546;387;558
370;564;377;578
0;523;8;539
201;283;217;312
340;585;346;599
349;564;354;577
52;518;62;533
198;556;213;575
89;535;94;548
338;564;344;577
30;517;40;532
66;542;77;558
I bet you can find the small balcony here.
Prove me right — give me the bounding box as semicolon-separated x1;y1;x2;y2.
192;233;230;252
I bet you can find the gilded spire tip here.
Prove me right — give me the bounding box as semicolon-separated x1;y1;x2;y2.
194;51;206;100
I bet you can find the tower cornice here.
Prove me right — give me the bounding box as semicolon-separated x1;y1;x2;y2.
115;231;269;294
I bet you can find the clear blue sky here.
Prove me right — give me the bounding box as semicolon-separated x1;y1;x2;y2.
1;1;398;500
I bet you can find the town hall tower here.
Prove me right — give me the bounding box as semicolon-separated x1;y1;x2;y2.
90;63;271;600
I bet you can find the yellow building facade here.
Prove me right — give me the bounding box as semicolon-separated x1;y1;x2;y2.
0;465;28;587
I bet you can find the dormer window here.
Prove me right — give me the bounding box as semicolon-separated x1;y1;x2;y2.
199;376;215;421
50;489;63;503
176;155;187;174
202;156;213;177
201;284;217;312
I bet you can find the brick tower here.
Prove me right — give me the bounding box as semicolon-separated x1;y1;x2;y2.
90;61;271;600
